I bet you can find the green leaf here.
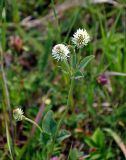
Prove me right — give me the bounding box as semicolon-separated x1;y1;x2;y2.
106;148;113;159
74;70;84;79
92;128;105;148
89;153;102;160
41;132;51;145
68;148;79;160
79;55;94;70
61;60;71;75
42;110;57;135
57;129;71;142
85;137;98;148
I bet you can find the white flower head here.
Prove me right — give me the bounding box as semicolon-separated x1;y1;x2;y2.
52;44;70;61
72;28;90;48
13;108;24;121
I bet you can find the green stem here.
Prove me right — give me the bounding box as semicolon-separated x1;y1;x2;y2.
78;48;82;65
57;77;74;136
47;77;74;159
63;60;72;75
24;117;43;133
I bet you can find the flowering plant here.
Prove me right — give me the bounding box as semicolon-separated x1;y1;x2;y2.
13;28;94;159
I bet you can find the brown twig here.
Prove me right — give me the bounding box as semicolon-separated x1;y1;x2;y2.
21;0;118;29
31;102;45;136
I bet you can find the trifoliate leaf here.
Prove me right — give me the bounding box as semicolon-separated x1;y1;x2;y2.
42;110;57;135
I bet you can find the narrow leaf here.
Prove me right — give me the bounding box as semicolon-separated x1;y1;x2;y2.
74;70;84;79
57;129;71;142
79;55;94;70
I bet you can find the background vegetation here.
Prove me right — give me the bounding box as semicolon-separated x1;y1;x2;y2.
0;0;126;159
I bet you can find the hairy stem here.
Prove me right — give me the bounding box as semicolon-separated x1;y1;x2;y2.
24;117;43;133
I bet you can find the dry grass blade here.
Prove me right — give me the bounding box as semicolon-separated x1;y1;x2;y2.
104;128;126;159
92;0;118;5
106;71;126;77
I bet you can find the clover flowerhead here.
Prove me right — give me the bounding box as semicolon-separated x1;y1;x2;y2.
52;44;70;61
72;28;90;48
13;108;24;121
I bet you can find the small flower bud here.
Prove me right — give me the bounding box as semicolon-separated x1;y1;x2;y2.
13;108;24;121
10;36;23;52
97;74;108;85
